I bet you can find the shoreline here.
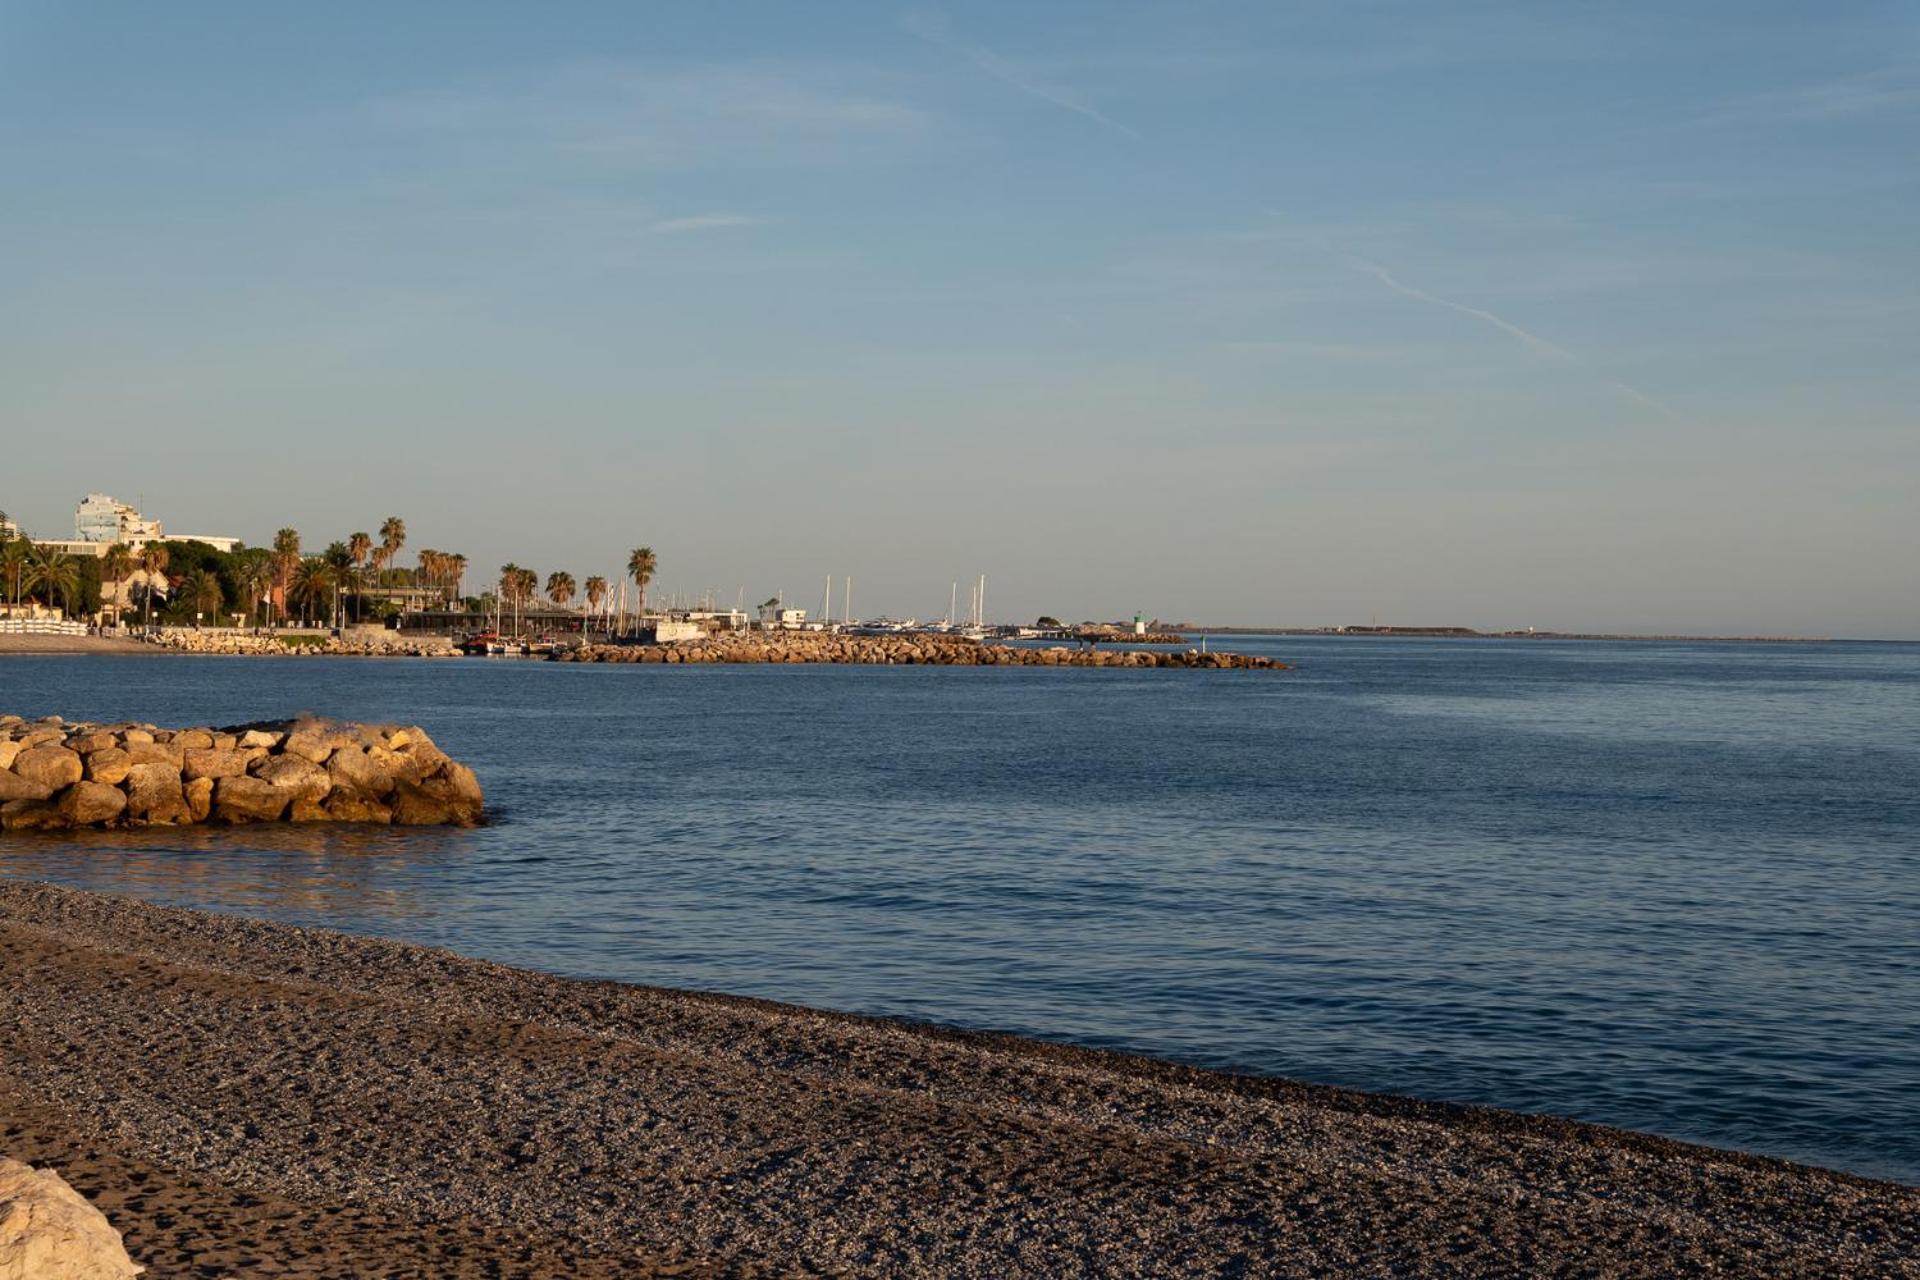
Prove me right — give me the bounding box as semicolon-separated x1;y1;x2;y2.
1;878;1911;1277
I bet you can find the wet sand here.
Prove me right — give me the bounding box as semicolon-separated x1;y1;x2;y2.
1;878;1913;1278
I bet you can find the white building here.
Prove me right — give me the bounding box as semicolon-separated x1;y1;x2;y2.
757;601;808;630
69;493;241;552
75;493;164;544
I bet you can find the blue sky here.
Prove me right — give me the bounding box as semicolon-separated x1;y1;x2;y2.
3;2;1915;634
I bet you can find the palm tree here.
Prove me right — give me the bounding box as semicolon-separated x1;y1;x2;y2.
179;567;223;624
27;547;81;618
139;545;171;630
237;550;274;630
292;557;336;624
348;532;373;620
0;538;30;612
449;553;468;606
378;516;406;585
546;571;576;610
100;543;135;625
627;547;657;632
270;528;301;627
584;575;607;630
323;542;354;628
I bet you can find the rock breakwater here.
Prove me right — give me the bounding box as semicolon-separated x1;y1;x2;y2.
147;631;458;657
555;632;1285;669
0;716;482;832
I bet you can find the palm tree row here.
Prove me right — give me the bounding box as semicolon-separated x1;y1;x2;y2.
2;512;654;634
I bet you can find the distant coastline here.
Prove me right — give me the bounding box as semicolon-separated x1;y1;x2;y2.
1166;625;1840;643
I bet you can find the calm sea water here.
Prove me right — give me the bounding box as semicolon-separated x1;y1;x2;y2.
2;638;1915;1184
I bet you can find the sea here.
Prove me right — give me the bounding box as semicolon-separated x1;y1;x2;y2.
2;636;1915;1184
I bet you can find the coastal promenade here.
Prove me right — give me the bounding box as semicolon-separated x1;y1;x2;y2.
1;879;1911;1278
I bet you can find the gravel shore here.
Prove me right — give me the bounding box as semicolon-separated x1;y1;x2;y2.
1;878;1913;1278
0;634;157;655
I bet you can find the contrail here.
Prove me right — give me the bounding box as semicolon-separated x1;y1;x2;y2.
904;11;1143;141
1350;257;1572;360
1350;256;1681;421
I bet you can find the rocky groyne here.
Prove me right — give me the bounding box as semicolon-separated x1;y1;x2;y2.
147;631;458;657
0;716;482;832
555;632;1285;669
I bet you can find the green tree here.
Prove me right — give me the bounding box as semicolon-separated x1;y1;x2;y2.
0;538;31;609
271;528;301;625
101;544;136;623
139;544;171;630
546;571;576;609
236;549;274;629
378;515;406;582
292;557;335;623
27;547;81;617
179;567;224;622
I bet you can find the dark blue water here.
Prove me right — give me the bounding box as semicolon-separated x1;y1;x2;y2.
2;638;1916;1184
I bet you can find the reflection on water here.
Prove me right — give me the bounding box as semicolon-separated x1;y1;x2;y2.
2;638;1918;1184
0;822;481;930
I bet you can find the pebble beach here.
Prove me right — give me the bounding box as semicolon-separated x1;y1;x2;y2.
2;878;1914;1278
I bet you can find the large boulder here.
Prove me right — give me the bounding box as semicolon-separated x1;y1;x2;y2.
282;724;354;764
123;763;191;825
323;789;393;824
0;801;67;832
0;1157;143;1279
183;776;214;823
58;782;128;827
391;776;481;826
11;747;83;791
214;775;290;823
83;748;133;786
122;741;184;769
182;749;250;781
0;773;53;804
327;745;395;799
249;754;331;803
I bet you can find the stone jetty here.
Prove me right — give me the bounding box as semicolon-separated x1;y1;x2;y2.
148;631;458;657
0;716;482;832
554;631;1285;669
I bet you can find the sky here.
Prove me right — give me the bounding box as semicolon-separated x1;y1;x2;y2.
2;1;1915;636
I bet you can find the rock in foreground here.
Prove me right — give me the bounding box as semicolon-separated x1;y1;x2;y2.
0;1157;142;1279
0;717;481;832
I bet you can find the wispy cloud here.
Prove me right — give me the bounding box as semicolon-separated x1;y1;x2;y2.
1698;65;1920;125
903;11;1142;141
1351;257;1681;421
372;63;929;170
645;213;764;235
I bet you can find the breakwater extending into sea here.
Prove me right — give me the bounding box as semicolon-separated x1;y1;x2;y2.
556;631;1285;668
